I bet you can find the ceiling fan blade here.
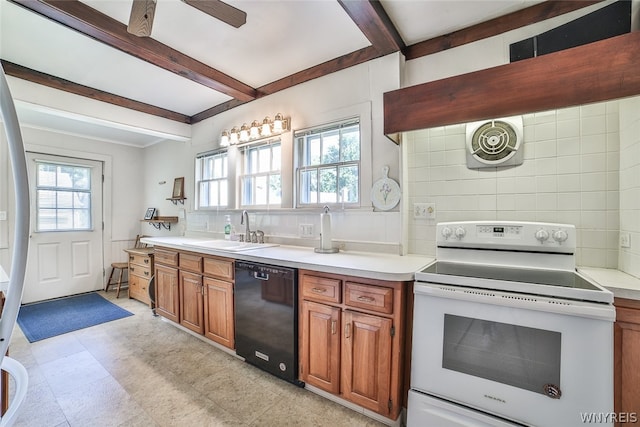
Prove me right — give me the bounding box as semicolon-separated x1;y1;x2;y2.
181;0;247;28
127;0;157;37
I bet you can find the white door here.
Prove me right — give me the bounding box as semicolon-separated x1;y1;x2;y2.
24;153;104;303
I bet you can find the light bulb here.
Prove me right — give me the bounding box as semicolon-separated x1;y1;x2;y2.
261;117;272;136
220;130;229;147
250;120;260;139
230;127;239;145
239;123;249;142
273;113;283;133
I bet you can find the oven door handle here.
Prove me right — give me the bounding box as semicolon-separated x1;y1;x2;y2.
414;282;615;322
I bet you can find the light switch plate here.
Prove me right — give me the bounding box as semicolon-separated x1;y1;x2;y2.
299;224;314;238
413;203;436;219
620;232;631;248
0;211;6;221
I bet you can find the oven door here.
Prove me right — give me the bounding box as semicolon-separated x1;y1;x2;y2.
410;282;614;427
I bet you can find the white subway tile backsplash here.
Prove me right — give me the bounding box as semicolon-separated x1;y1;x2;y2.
557;174;581;192
557;137;580;156
581;153;607;173
581;172;607;192
557;119;580;139
581;115;606;136
580;134;607;154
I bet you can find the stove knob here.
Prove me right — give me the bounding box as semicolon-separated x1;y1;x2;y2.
454;227;466;239
441;226;452;239
535;228;550;243
553;229;568;243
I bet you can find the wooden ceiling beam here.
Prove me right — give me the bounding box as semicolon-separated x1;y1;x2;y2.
338;0;405;55
404;1;604;59
9;0;256;102
2;60;191;124
191;46;383;123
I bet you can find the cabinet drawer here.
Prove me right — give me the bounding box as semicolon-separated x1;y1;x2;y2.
155;248;178;266
128;253;152;267
129;264;152;279
203;257;233;280
302;275;341;304
129;275;150;304
180;253;203;273
344;282;393;314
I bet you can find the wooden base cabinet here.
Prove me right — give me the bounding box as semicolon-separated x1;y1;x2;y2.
203;277;235;348
301;300;341;394
154;246;235;350
126;247;154;305
180;270;205;334
614;298;640;426
299;269;406;420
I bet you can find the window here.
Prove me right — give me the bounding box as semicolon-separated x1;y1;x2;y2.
35;162;92;231
295;118;360;207
196;150;228;208
240;140;281;207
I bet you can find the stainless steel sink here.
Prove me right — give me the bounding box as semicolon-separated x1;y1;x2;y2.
181;240;278;252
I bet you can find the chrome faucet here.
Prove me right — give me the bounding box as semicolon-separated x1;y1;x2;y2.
241;210;251;240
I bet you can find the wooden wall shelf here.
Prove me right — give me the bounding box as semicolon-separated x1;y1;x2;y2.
142;216;179;230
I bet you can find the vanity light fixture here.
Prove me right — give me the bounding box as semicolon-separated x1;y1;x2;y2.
220;130;230;147
220;113;290;146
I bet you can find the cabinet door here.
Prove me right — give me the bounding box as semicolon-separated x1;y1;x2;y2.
128;274;150;305
155;264;179;322
179;270;204;334
300;300;341;394
342;310;393;415
614;300;640;424
203;277;235;349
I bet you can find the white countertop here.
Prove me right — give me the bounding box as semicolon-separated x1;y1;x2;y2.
579;267;640;301
141;236;433;281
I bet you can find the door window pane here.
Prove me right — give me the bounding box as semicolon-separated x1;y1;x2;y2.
35;162;92;231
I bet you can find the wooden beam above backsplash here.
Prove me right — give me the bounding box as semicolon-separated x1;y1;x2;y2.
384;31;640;136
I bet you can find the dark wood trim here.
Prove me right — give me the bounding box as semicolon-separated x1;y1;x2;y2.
190;98;249;124
9;0;256;102
2;60;191;123
192;46;383;123
384;31;640;136
338;0;405;55
404;1;603;60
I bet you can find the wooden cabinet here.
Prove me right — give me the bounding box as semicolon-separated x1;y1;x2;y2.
301;300;341;394
203;256;235;349
126;247;154;305
299;269;406;420
153;246;235;350
614;298;640;426
154;248;180;322
180;270;204;334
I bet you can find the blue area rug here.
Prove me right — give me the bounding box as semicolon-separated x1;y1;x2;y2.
17;292;134;343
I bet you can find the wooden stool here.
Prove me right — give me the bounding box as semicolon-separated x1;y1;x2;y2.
105;262;128;298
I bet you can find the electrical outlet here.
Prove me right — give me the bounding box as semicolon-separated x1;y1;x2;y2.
299;224;314;238
413;203;436;219
620;232;631;248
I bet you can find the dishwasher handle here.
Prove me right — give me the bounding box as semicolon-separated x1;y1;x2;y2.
254;271;269;281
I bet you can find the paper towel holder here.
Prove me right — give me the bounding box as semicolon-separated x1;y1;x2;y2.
314;206;339;254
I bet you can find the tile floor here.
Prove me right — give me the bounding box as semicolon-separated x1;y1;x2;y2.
8;291;387;427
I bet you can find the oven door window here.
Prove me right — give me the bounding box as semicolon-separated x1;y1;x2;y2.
443;314;561;396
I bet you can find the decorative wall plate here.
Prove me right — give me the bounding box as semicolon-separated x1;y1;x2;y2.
371;166;401;211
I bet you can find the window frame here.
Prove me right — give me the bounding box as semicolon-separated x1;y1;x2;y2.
195;149;229;209
294;117;361;209
34;161;93;232
238;139;282;208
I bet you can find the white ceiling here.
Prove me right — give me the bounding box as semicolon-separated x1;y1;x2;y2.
0;0;543;147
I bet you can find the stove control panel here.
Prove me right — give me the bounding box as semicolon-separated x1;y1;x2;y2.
437;221;576;253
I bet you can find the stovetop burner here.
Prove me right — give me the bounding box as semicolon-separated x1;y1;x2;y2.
416;221;614;304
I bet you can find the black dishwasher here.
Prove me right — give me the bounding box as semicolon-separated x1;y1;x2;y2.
234;261;303;386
